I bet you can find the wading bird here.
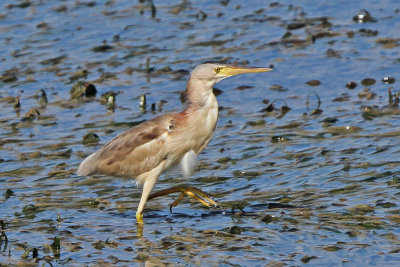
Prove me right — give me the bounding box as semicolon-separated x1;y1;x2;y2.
77;63;272;223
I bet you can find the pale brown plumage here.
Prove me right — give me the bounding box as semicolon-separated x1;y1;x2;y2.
77;63;272;222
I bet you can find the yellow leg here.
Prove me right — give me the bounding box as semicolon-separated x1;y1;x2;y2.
148;186;222;212
136;175;157;224
135;162;165;223
136;212;144;224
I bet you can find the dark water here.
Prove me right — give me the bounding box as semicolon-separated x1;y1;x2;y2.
1;0;400;265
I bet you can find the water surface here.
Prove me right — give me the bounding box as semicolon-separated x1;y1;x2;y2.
1;0;400;265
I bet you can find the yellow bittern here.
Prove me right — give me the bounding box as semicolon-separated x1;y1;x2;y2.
77;63;272;223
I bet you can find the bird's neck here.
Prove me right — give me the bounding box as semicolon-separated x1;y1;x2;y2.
185;78;216;108
181;78;219;152
183;78;218;132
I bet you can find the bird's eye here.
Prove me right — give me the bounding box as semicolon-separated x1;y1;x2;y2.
214;67;222;74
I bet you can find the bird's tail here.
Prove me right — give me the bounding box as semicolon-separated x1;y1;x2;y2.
77;152;97;176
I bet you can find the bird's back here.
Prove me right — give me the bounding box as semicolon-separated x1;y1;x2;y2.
77;113;176;178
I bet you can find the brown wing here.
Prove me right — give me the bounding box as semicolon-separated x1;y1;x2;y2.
77;113;175;177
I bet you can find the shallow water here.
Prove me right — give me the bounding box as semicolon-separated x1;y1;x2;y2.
1;0;400;265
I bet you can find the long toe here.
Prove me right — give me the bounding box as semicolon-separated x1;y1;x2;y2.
148;186;221;210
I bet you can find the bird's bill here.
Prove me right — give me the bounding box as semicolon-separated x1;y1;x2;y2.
220;66;273;76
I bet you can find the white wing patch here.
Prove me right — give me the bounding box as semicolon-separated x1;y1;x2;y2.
180;150;198;177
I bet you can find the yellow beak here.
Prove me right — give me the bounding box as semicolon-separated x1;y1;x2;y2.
220;66;273;77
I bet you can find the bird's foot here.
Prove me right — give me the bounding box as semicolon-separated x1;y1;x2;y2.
148;186;222;212
136;212;144;237
136;212;144;224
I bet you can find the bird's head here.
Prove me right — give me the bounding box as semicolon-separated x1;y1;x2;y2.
190;63;272;86
185;62;272;106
